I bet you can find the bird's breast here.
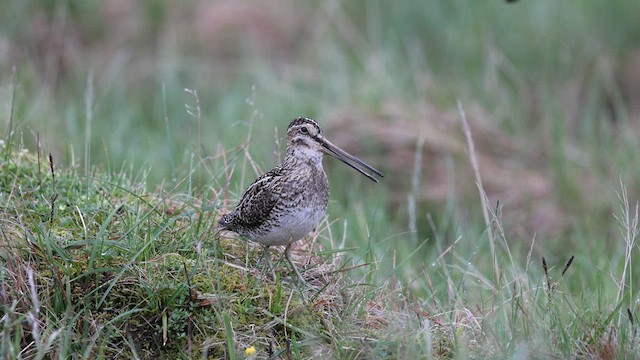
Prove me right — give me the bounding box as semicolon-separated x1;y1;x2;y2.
250;166;329;246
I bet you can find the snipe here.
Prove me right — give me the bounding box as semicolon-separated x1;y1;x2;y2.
217;117;383;282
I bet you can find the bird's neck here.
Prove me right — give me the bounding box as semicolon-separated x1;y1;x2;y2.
282;146;324;169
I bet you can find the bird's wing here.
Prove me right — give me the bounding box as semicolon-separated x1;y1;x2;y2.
232;167;282;228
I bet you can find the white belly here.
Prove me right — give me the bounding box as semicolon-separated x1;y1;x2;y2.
255;207;325;246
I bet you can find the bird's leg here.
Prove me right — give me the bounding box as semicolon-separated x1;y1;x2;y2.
260;245;277;281
284;243;305;284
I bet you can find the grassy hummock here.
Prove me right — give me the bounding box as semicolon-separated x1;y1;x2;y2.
0;145;435;358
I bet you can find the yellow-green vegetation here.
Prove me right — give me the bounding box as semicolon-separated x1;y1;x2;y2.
1;145;416;358
1;0;640;359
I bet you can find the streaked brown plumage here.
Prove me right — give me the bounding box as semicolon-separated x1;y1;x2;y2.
217;117;382;282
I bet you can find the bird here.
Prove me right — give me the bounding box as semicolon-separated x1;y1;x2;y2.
217;117;383;283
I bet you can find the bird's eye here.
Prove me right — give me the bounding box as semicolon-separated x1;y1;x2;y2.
300;127;309;133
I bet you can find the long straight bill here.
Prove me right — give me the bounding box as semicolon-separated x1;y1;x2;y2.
320;138;383;182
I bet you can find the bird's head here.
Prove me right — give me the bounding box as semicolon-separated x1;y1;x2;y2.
286;117;383;182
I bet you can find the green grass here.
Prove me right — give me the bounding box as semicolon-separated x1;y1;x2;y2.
0;143;437;358
2;0;640;358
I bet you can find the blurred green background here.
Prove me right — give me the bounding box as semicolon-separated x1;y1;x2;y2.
1;0;640;293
